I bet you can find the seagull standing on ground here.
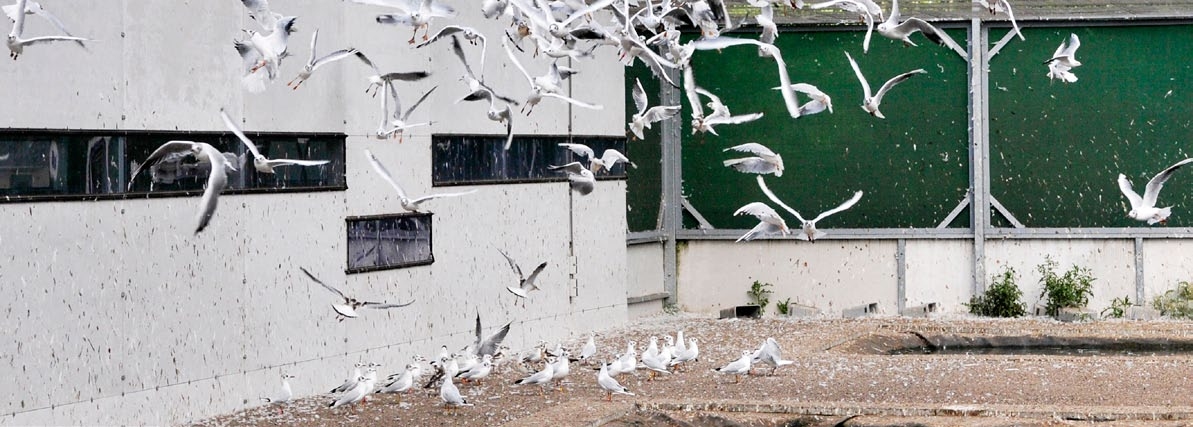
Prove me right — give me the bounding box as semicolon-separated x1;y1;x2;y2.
713;350;753;383
597;362;634;401
1118;158;1193;225
259;373;295;414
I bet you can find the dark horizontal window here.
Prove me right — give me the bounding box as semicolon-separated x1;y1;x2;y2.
0;129;345;202
431;134;628;186
346;213;433;274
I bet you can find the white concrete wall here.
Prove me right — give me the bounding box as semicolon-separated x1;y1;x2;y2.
627;243;666;318
676;240;899;316
0;1;628;425
904;240;973;312
983;240;1136;312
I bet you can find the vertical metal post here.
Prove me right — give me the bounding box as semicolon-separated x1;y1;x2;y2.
896;239;906;314
969;19;989;295
1135;237;1145;303
660;68;682;305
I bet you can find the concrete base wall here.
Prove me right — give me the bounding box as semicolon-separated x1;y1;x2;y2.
627;243;666;318
672;238;1193;317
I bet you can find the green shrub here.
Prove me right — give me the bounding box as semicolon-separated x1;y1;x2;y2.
1037;257;1095;316
1101;296;1133;319
747;280;773;315
1153;281;1193;318
776;298;792;315
966;267;1026;317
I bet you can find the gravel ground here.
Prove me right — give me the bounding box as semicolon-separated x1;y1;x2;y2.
192;314;1193;427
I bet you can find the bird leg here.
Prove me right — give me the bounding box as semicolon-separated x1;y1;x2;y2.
606;392;612;402
422;24;430;41
734;374;740;383
409;28;418;44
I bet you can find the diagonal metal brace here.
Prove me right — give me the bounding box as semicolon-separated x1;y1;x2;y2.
681;197;715;230
937;189;972;229
989;195;1025;228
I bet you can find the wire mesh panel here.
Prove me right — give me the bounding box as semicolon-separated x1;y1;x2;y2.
626;64;665;232
682;28;971;230
988;25;1193;228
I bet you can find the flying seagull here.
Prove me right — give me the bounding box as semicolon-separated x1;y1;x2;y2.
300;267;414;321
503;38;602;114
757;175;862;242
805;0;875;53
416;25;487;75
845;51;926;119
773;83;834;116
288;29;357;90
365;0;458;44
497;248;547;306
364;149;477;212
629;78;681;140
547;162;596;195
877;0;966;56
1044;33;1080;83
3;0;86;49
220;109;329;174
558;143;636;174
1118;158;1193;225
128;140;236;234
5;0;88;60
723;143;784;176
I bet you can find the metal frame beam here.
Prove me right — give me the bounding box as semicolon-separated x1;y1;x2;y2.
660;67;683;305
970;18;989;294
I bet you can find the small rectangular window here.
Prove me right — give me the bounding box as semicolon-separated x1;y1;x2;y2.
0;130;346;202
431;134;628;186
346;213;433;274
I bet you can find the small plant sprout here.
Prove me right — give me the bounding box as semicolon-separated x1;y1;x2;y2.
747;280;774;315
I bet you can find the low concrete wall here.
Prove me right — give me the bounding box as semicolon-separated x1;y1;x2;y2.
627;243;666;318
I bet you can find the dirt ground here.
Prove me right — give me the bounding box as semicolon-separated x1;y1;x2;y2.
191;314;1193;427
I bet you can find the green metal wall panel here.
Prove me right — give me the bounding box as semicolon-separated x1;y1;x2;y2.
683;28;971;230
626;64;665;232
989;25;1193;228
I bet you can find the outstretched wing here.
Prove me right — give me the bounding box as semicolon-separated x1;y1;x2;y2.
844;51;871;100
311;48;358;73
1144;158;1193;208
558;143;595;160
401;85;438;121
734;202;781;221
361;300;416;309
756;175;807;223
1118;174;1144;210
300;267;347;301
478;322;511;357
127;140;199;190
723;143;776;157
220;109;263;160
872;69;926;107
521;261;548;291
541;92;603;110
496;248;524;280
364;149;410;201
811;190;864;223
406;189;478;205
632;78;648;115
502;38;536;87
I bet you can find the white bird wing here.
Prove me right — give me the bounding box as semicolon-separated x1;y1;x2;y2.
478;322;511;356
220;109;263;160
1001;0;1024;40
1059;33;1080;58
898;18;965;54
690;36;766;51
632;78;648;115
300;267;347;301
683;67;705;120
521;261;547;291
15;35;88;46
406;189;478;205
502;38;536;88
424;0;457;17
548;161;587;175
9;0;25;38
541;92;603;110
600;149;632;168
724;142;776;157
757;175;807;223
362;300;415;309
558;143;595;160
416;25;464;47
704;112;764;126
26;3;85;48
559;0;616;26
497;248;525;280
872;69;926;108
376;13;416;26
351;0;418;12
364;149;410;201
241;0;279;29
265;159;330;167
734;202;781;220
311;48;358;73
1143;158;1193;208
723;157;778;175
306;28;319;66
811;190;863;223
845;50;871;100
193;143;229;234
641;105;681;124
401;85;437;121
128;140;200;189
1118;174;1144;210
786;83;825;97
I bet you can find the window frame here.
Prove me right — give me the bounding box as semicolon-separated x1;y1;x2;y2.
344;212;435;274
0;128;347;203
